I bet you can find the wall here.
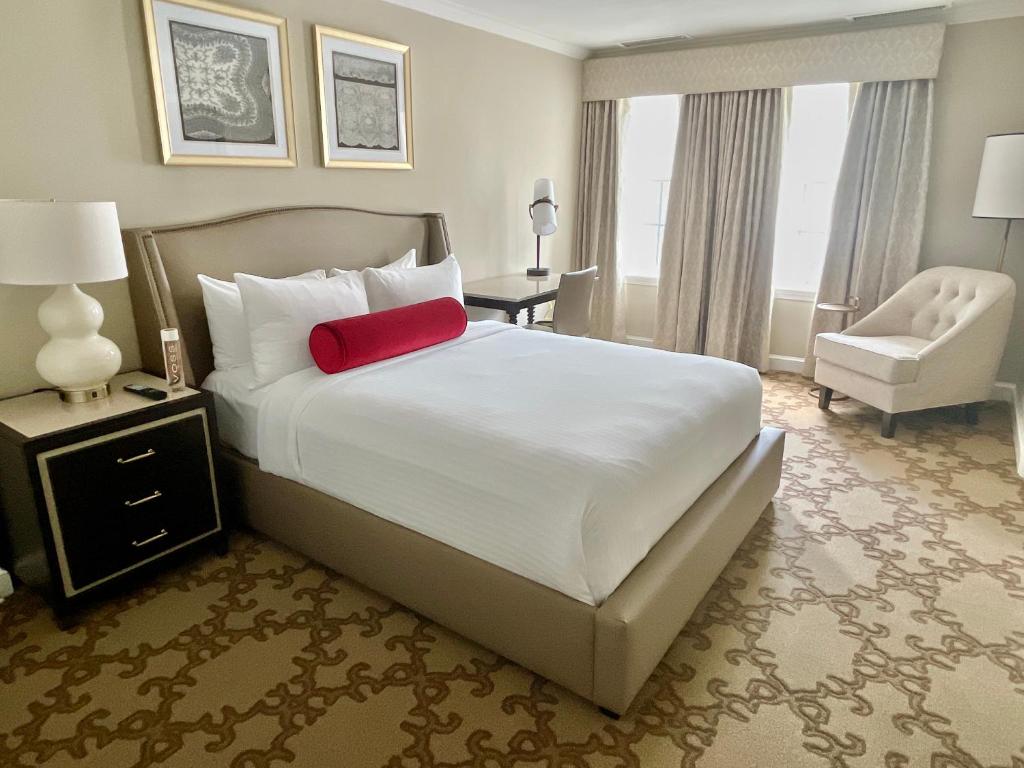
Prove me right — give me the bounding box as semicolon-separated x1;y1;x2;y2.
623;17;1024;383
0;0;581;397
921;17;1024;383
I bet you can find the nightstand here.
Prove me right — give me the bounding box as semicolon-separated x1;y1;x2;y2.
0;371;225;626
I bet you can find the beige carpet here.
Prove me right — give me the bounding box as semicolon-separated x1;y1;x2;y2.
2;373;1023;767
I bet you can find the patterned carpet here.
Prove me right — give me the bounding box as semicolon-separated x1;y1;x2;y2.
1;373;1023;768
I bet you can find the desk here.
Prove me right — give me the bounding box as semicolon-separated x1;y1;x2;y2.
462;273;561;324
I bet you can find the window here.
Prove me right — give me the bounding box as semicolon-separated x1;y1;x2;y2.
617;84;851;289
771;83;852;294
618;95;680;279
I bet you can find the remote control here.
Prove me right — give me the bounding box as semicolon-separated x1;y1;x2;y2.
123;384;168;401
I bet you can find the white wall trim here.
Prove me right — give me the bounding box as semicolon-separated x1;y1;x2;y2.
380;0;1021;63
0;567;11;601
768;354;806;373
992;380;1024;477
990;380;1016;403
625;334;654;347
1014;384;1024;478
377;0;589;58
948;0;1024;25
625;275;659;286
773;288;816;302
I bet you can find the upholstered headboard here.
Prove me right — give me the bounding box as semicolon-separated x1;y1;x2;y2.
123;206;452;386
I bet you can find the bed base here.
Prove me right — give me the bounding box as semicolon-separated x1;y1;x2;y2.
218;426;784;715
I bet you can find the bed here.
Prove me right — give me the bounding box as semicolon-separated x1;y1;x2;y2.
123;206;784;715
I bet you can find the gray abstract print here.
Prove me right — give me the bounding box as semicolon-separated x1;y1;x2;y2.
169;21;276;144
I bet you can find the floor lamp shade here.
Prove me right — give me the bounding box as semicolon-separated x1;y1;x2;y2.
973;133;1024;272
0;201;128;402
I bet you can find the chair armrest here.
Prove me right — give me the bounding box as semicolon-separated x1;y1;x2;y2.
914;294;1014;399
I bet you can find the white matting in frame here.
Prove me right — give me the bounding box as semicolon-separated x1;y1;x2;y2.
143;0;296;166
315;25;413;169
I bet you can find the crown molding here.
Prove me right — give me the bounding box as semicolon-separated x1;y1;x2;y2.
377;0;590;59
948;0;1024;23
378;0;1022;62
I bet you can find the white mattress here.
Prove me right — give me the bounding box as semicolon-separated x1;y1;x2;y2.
202;366;267;458
255;321;762;606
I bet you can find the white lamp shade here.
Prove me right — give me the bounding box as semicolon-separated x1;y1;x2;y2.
531;178;558;236
0;201;127;285
973;133;1024;220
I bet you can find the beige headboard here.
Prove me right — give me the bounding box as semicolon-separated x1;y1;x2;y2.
123;206;452;386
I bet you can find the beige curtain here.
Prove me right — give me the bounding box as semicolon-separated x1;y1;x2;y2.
654;89;784;370
802;79;934;376
573;100;625;342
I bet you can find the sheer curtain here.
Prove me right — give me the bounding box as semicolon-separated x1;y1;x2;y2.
654;88;785;370
802;79;934;376
573;100;625;342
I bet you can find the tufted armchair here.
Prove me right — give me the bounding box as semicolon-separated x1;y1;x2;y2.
813;266;1016;438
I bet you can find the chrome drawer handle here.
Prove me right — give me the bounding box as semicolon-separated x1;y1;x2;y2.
132;529;168;547
125;490;162;507
117;448;156;465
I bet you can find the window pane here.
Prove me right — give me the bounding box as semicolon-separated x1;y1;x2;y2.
619;95;680;279
771;83;851;294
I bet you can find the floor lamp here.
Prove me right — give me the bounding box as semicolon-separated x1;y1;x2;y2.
973;132;1024;272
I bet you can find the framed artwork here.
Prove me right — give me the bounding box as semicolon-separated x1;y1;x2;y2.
314;25;414;170
141;0;296;166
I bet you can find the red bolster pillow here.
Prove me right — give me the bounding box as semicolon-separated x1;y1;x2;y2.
309;297;468;374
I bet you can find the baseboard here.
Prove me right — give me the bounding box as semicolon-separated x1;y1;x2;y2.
768;354;805;373
625;335;654;347
974;381;1021;477
0;568;12;601
990;381;1016;403
1005;381;1024;478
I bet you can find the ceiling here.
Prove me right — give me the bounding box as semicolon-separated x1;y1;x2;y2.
382;0;1022;56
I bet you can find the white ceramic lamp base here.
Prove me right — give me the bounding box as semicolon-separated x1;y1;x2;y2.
35;284;122;403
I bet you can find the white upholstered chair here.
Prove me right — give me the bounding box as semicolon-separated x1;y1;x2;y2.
525;266;597;336
814;266;1016;438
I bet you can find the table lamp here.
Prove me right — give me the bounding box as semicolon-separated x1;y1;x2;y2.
0;201;127;402
528;178;558;277
972;132;1024;272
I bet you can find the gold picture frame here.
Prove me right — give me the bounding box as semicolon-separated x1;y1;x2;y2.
141;0;297;167
314;24;414;170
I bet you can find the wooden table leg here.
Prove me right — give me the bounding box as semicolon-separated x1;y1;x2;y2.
527;306;535;324
506;309;518;324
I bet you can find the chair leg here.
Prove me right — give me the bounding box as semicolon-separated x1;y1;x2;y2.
965;402;980;425
880;412;897;439
817;387;833;410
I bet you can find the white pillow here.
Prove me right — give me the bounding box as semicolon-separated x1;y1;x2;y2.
328;249;416;278
236;271;369;389
363;255;463;312
198;270;325;371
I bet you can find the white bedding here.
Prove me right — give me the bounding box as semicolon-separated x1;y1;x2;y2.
256;321;762;606
202;366;268;458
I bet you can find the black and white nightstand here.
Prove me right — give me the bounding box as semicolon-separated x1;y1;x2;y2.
0;372;225;626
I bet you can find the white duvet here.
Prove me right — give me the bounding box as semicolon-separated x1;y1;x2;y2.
258;321;762;606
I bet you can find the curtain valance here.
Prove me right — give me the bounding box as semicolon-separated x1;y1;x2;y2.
582;23;945;101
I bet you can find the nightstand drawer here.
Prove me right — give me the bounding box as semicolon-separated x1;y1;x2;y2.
37;409;221;595
44;412;211;502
